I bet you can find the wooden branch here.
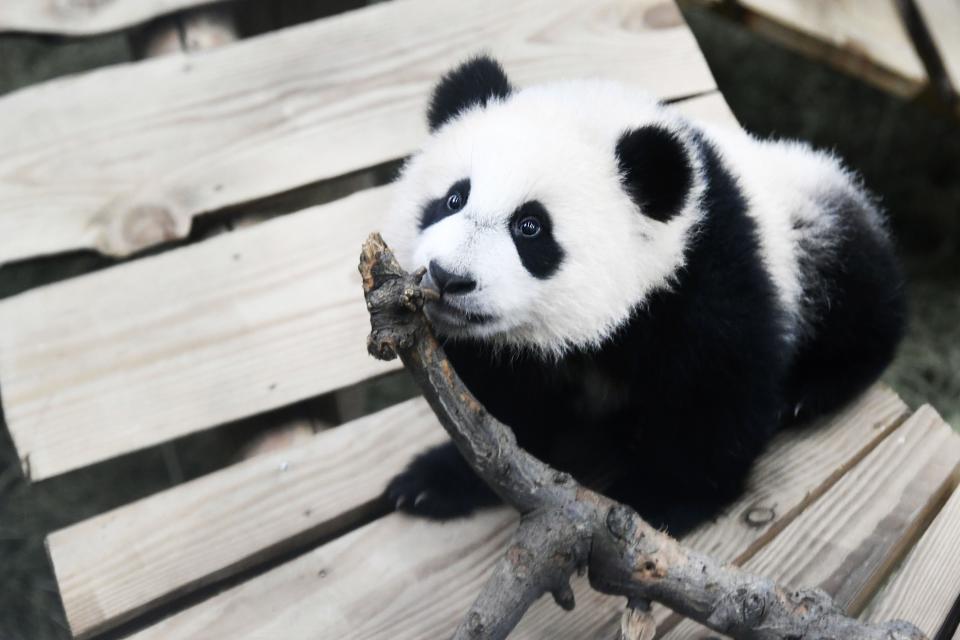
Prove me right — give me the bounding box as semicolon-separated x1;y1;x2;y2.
358;232;929;640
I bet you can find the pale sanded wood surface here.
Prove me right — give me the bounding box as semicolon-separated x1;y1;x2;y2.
125;386;907;639
0;0;233;35
732;0;927;96
47;398;446;639
915;0;960;97
129;508;519;640
866;483;960;637
0;92;734;481
0;0;716;265
663;405;960;639
0;186;396;480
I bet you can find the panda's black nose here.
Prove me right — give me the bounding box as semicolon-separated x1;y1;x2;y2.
429;260;476;295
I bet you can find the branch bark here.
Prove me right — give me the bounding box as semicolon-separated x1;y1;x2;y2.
358;232;928;640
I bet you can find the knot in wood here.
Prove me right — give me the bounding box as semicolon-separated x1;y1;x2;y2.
366;334;399;361
743;505;776;528
506;545;535;578
740;590;766;624
465;611;484;636
606;505;635;540
786;587;834;614
122;204;179;252
707;587;767;630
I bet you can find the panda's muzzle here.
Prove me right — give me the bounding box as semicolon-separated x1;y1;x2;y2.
428;260;476;296
423;260;495;328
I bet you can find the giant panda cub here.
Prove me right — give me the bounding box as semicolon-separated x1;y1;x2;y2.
383;56;906;533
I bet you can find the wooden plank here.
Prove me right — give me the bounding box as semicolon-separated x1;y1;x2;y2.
865;482;960;637
663;405;960;639
0;186;395;479
0;0;716;264
125;386;908;639
915;0;960;99
130;509;519;640
47;398;446;639
0;92;735;481
0;0;235;35
731;0;927;97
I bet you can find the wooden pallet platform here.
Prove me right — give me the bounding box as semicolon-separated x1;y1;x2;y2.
0;1;958;638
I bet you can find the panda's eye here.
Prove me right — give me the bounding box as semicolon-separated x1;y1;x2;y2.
446;191;465;211
516;216;542;238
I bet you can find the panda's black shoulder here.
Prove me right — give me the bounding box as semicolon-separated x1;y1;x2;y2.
599;130;791;404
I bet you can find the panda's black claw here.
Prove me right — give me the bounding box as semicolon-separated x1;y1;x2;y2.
385;469;475;520
385;443;502;520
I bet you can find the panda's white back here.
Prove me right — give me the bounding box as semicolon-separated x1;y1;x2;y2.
699;123;889;341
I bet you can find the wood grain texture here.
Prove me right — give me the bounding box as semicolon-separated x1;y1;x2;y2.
126;386;907;639
663;405;960;639
915;0;960;97
865;482;960;638
47;398;446;639
0;186;396;479
0;0;234;35
734;0;927;96
0;0;716;264
0;92;734;481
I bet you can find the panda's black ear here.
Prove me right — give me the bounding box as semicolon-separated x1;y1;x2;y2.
427;55;513;132
616;125;693;222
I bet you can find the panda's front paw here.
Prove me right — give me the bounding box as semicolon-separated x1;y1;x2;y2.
384;442;500;520
385;468;479;520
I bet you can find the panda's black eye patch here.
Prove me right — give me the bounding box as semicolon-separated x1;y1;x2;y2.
509;201;563;279
420;178;470;230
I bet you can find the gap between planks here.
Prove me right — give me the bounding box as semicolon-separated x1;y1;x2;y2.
108;386;907;638
0;0;716;264
0;92;736;481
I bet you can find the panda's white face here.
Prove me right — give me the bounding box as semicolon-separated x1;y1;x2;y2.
385;71;704;357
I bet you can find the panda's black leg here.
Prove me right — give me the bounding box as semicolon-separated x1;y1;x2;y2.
385;441;501;519
601;403;773;538
603;466;750;538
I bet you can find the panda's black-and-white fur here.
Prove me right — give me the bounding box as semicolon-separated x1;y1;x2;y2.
384;56;906;533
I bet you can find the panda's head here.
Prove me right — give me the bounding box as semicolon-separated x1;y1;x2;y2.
386;56;706;357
